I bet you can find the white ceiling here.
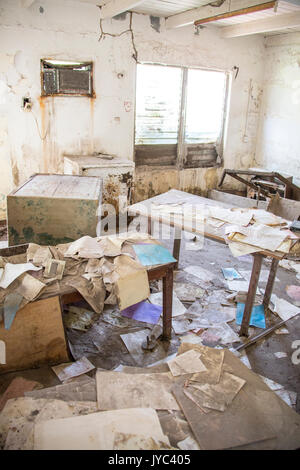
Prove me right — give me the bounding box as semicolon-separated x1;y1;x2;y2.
82;0;300;36
209;1;299;25
131;0;210;17
207;1;300;35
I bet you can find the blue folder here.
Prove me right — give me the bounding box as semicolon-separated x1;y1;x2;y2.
133;243;176;266
236;303;266;329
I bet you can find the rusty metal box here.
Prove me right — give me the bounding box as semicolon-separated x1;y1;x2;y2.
63;155;135;213
7;174;102;246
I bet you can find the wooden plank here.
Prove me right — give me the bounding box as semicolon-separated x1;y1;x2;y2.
239;253;263;337
263;258;279;308
13;174;101;200
267;195;300;221
173;227;182;269
135;145;177;167
162;267;173;340
221;172;270;198
208;189;268;210
195;1;276;25
222;11;300;38
165;0;275;29
0;296;70;374
0;243;28;258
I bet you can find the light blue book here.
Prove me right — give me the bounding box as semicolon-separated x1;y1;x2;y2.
222;267;242;280
133;243;176;266
236;303;266;329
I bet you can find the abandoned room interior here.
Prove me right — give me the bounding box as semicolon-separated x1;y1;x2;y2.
1;0;300;452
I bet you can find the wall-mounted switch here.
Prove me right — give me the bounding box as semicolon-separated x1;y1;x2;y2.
22;96;32;110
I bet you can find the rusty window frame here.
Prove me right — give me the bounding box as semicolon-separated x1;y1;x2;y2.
41;59;94;97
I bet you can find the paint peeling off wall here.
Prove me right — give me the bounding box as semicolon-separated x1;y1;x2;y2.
0;0;266;219
134;166;224;202
255;32;300;186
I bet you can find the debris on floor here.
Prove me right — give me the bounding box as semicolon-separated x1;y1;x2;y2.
1;224;300;450
63;306;96;331
173;282;205;302
51;356;95;383
0;377;43;412
1;342;300;450
121;300;162;324
286;285;300;306
149;291;186;317
270;294;300;321
221;267;242;280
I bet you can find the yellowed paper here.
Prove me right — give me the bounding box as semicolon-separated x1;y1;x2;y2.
34;408;169;450
168;350;207;377
114;255;150;310
96;371;180;410
15;273;46;301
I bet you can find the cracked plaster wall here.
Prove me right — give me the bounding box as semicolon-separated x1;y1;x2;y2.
255;32;300;187
0;0;266;217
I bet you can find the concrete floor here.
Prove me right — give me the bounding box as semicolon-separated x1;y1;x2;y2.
0;228;299;414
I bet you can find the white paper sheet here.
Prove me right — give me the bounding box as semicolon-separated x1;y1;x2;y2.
271;295;300;321
149;291;186;317
184;265;215;282
0;263;42;289
230;224;288;252
227;279;261;294
34;408;169;450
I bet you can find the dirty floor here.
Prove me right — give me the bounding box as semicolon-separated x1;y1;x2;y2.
0;227;299;414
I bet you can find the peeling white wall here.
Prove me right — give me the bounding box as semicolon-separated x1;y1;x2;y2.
255;32;300;186
0;0;266;217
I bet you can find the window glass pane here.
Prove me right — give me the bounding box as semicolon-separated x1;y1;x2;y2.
185;69;226;144
135;64;182;145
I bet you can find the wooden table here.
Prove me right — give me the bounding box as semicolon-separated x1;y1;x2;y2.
0;242;175;373
128;189;295;337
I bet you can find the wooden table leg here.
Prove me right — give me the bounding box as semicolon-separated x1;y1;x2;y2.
162;267;173;340
263;258;279;308
147;216;153;236
173;227;182;269
239;253;263;337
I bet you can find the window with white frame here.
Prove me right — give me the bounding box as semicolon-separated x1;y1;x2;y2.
135;63;228;168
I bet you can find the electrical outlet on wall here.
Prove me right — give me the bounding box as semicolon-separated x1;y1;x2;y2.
22;96;32;110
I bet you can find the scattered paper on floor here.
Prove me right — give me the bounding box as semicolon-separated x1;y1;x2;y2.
167;350;207;376
52;356;95;383
34;408;169;450
96;371;180;410
184;265;215;282
271;295;300;321
121;300;162;325
149;291;186;317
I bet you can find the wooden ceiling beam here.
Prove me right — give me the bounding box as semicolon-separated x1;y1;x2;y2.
222;11;300;37
195;1;276;26
165;0;277;29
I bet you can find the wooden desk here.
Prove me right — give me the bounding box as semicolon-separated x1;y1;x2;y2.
61;264;175;340
0;243;175;375
128;189;295;337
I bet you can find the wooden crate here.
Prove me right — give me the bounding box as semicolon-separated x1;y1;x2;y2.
7;174;102;246
0;296;70;374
